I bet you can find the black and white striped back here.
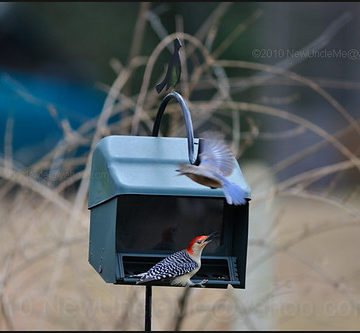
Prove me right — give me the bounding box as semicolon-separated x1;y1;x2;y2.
136;249;198;283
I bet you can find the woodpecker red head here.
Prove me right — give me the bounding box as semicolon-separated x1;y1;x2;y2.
186;232;218;257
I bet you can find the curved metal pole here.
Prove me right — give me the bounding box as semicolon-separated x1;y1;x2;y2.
152;91;196;165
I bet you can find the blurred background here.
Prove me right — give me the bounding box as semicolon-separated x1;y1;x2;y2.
1;2;360;330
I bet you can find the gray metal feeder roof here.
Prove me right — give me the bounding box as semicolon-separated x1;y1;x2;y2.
88;135;251;209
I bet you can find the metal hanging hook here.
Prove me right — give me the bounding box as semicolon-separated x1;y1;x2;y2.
152;91;196;165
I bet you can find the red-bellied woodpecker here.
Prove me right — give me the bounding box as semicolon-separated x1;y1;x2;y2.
176;136;247;205
131;232;218;287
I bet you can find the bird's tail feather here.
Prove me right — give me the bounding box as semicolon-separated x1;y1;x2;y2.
222;179;247;205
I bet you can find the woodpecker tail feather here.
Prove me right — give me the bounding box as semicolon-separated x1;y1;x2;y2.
221;178;247;205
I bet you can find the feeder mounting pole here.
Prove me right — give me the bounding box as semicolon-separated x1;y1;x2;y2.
145;285;152;331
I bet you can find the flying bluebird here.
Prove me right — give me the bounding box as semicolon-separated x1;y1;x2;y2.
156;38;182;94
176;136;247;205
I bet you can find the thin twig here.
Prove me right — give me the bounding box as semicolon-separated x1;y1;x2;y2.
38;56;146;328
199;100;360;171
212;9;263;59
174;288;192;331
216;59;360;137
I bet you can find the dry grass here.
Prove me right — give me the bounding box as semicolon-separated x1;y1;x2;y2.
1;3;360;330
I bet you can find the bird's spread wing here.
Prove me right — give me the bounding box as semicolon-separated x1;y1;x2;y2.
199;137;234;177
138;250;197;283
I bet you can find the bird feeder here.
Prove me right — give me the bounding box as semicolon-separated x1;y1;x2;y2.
88;89;251;289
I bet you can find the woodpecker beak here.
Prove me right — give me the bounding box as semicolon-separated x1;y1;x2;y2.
206;231;219;241
201;231;219;247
